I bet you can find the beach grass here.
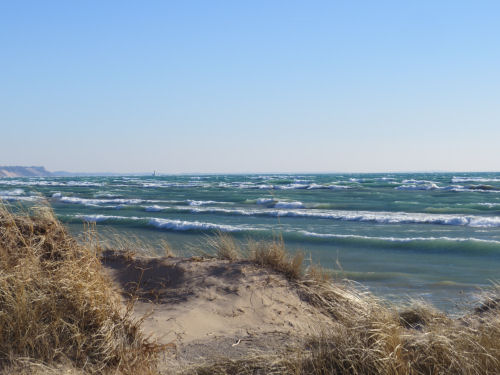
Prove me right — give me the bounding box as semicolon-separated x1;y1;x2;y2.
1;204;500;374
191;233;500;375
0;204;162;374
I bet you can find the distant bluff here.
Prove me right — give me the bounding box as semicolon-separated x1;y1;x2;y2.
0;166;52;177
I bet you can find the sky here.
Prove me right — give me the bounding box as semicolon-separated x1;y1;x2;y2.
1;1;499;174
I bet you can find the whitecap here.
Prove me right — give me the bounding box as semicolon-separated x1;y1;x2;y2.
145;205;164;212
188;200;220;206
0;189;25;196
148;218;248;232
452;177;500;183
59;196;143;206
274;201;304;209
75;214;135;223
256;198;275;205
297;231;500;244
395;183;439;191
171;206;500;228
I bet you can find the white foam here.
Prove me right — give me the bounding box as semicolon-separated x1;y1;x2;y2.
298;231;500;244
440;185;465;191
445;186;500;193
58;196;144;206
256;198;275;205
0;189;25;196
232;183;252;189
274;201;304;209
73;213;254;232
178;206;252;216
142;183;166;188
478;203;500;208
215;182;351;190
145;205;164;212
75;214;135;223
173;206;500;228
306;183;326;189
452;177;500;183
274;183;309;190
0;195;41;202
188;200;220;206
51;192;62;198
216;182;233;188
328;184;350;190
65;181;104;187
305;183;350;190
401;179;436;184
395;183;439;191
468;216;500;227
148;218;247;232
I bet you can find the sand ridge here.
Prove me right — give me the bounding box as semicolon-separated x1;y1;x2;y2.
102;252;335;366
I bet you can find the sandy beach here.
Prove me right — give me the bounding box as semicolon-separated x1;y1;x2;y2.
2;205;500;375
102;251;335;370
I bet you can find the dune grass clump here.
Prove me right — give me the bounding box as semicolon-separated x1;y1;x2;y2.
296;263;500;374
206;233;304;279
248;236;304;280
0;205;161;374
208;231;240;261
85;226;176;258
190;282;500;375
3;207;498;375
192;233;500;375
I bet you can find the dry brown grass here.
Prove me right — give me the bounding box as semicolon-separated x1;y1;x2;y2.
85;226;168;257
160;239;176;258
191;234;500;375
207;231;240;261
3;207;500;375
189;283;500;374
0;205;162;374
248;236;304;280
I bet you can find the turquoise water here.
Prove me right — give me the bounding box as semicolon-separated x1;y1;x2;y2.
2;173;500;311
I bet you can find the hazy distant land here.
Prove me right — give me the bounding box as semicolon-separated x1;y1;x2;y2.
0;166;52;178
0;166;140;178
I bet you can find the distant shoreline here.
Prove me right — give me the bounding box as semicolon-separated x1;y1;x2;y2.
0;166;51;178
2;166;500;178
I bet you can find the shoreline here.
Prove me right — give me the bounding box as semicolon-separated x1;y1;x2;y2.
1;205;500;374
3;171;500;314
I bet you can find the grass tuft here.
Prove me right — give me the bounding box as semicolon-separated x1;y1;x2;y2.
248;236;304;280
207;231;240;261
0;204;162;374
3;208;500;375
160;239;176;258
192;233;500;375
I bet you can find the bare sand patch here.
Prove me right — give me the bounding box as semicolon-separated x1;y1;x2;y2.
102;251;335;370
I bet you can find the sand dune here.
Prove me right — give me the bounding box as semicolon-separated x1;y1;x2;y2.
3;205;500;374
102;251;334;369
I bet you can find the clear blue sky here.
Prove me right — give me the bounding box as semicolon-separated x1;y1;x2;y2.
1;1;499;173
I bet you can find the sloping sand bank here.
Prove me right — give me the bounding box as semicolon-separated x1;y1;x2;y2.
4;207;500;375
101;251;334;370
